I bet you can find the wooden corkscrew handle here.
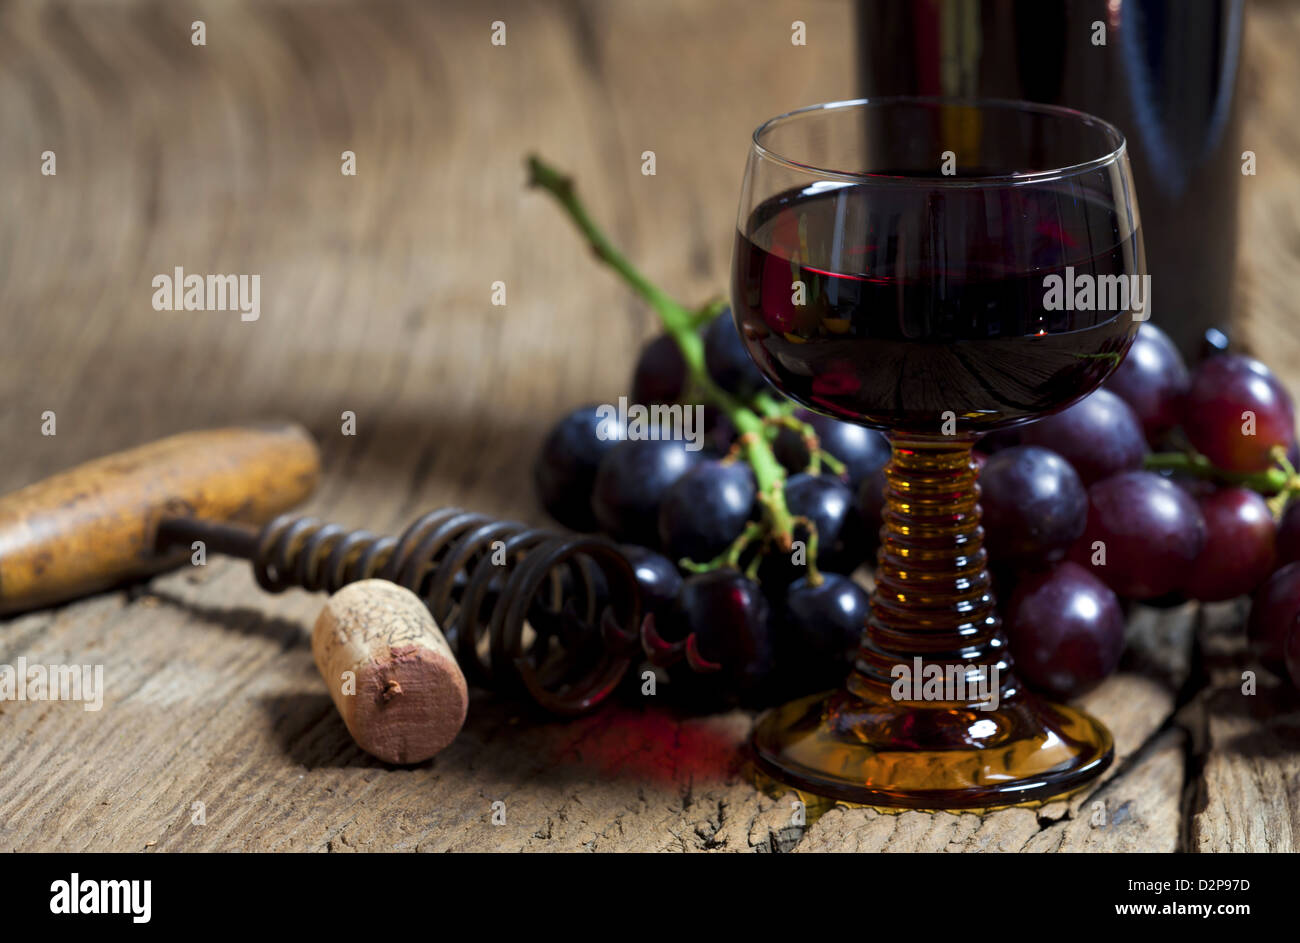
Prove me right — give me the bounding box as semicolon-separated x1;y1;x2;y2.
0;422;320;615
0;424;644;717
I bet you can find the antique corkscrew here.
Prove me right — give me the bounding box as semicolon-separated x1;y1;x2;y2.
154;507;641;714
0;422;693;716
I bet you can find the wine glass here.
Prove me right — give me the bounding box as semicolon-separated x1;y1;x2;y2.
732;98;1144;808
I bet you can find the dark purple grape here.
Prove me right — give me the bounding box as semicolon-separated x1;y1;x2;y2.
676;570;775;690
784;472;866;574
705;310;767;399
857;466;887;551
1021;388;1147;485
701;406;738;456
808;413;889;489
975;428;1021;454
534;404;624;531
1006;561;1125;699
631;334;686;405
772;425;808;474
618;544;682;618
591;437;700;546
1184;487;1276;602
780;573;870;686
979;445;1087;566
1276;501;1300;568
771;410;889;490
1247;561;1300;666
657;460;755;563
1184;353;1295;473
1168;472;1217;501
1068;470;1206;599
1104;322;1190;441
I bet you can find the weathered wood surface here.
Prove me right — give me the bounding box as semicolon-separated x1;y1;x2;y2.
1188;601;1300;852
0;0;1297;852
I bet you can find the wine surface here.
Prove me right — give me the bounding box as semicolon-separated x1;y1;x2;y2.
732;182;1143;434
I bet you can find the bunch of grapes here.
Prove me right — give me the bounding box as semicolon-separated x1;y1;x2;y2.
528;155;1300;707
981;323;1300;698
527;157;884;703
535;311;885;703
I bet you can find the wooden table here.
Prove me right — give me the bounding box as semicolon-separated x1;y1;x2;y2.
1;0;1296;853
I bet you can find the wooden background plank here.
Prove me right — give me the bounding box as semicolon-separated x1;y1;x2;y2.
0;0;1297;852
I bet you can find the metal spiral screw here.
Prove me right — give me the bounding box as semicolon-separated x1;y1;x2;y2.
157;508;642;715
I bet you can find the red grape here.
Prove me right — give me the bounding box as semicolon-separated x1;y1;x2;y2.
1068;470;1206;599
1184;353;1295;473
1022;388;1147;485
1007;561;1125;699
1276;501;1300;568
1247;561;1300;666
979;445;1087;566
1104;322;1189;441
1184;487;1276;602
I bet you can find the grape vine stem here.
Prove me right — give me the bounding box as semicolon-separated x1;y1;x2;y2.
1144;445;1300;515
526;155;809;572
1143;449;1293;493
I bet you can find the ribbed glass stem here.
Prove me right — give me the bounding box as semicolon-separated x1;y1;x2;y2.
855;437;1010;691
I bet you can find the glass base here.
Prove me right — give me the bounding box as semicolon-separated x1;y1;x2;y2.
752;437;1115;811
751;681;1113;810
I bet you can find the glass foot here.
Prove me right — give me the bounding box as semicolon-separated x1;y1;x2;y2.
752;682;1113;810
751;437;1114;810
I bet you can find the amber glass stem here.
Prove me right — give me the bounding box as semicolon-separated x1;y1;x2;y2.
853;437;1010;697
751;434;1113;807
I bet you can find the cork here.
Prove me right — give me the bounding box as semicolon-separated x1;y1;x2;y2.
311;579;468;764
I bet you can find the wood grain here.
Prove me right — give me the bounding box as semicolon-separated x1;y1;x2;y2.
1188;601;1300;852
0;0;1297;852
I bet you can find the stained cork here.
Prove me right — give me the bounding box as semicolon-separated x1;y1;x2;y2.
312;579;468;764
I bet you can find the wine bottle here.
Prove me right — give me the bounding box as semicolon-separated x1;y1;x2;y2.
857;0;1244;361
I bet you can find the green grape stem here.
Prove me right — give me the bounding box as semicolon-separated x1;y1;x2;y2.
1143;445;1300;515
527;155;809;574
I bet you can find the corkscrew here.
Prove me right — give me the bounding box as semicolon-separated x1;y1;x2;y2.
0;422;676;716
154;509;642;714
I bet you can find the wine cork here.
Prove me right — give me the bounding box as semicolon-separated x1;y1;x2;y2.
312;579;468;764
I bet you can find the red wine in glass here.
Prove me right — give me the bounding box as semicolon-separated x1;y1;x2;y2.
733;181;1142;436
737;98;1141;808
